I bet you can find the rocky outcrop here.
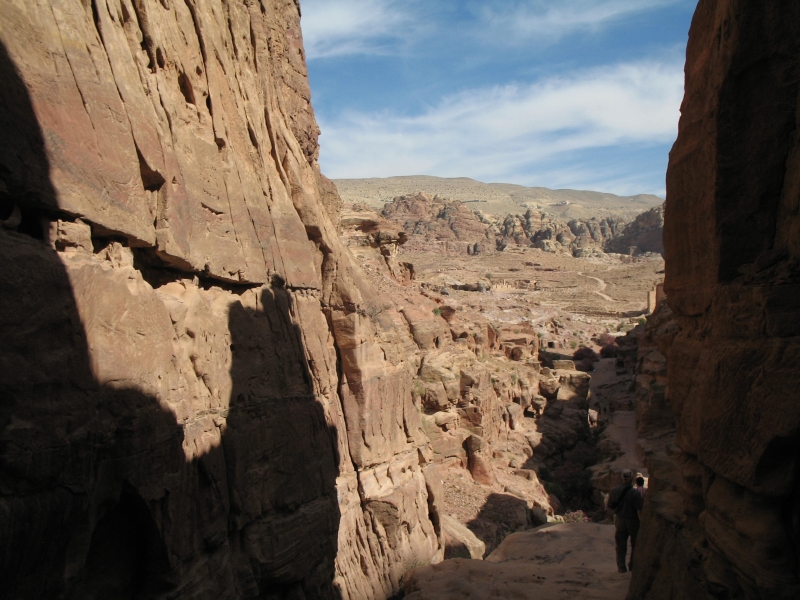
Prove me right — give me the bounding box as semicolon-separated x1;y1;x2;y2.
377;193;658;258
441;515;486;560
0;2;442;598
604;204;664;257
381;193;498;254
629;3;800;599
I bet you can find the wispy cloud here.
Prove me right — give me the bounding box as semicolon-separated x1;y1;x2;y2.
300;0;415;59
477;0;685;42
300;0;687;60
317;59;683;195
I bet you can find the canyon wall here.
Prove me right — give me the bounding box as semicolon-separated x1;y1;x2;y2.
0;1;443;598
630;1;800;598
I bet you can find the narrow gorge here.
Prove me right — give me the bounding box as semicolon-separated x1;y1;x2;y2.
0;1;798;600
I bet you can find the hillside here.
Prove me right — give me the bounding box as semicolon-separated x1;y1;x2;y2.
333;175;663;220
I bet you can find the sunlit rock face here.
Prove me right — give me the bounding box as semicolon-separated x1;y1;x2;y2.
0;1;441;598
630;2;800;599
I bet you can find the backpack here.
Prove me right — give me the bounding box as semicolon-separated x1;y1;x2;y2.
608;485;632;514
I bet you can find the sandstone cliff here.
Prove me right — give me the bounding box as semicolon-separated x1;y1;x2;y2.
0;2;441;598
629;2;800;598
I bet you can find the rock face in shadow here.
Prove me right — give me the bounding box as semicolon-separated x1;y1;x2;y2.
629;2;800;599
0;2;441;598
604;204;664;257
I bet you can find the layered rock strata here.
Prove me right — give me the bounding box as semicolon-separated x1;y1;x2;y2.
629;2;800;598
0;2;441;598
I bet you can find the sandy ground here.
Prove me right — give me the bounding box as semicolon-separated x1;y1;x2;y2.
589;357;648;499
404;522;631;599
406;246;663;324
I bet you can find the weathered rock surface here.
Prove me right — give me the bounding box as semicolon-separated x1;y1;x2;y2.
378;193;657;258
404;523;631;600
629;3;800;598
604;204;664;257
441;515;486;560
340;193;616;557
0;2;442;598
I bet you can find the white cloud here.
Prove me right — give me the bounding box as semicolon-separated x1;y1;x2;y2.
478;0;685;43
300;1;688;59
317;59;683;195
300;0;414;59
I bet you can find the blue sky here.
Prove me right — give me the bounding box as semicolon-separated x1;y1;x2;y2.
301;0;698;197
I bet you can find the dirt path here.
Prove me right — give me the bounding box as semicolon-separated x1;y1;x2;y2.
578;272;616;302
405;523;630;599
588;358;648;497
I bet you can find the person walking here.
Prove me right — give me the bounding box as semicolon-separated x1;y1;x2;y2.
636;476;647;499
607;469;644;573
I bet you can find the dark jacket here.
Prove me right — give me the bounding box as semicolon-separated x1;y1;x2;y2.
608;483;644;520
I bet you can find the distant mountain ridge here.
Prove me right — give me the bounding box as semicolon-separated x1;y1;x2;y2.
333;175;663;221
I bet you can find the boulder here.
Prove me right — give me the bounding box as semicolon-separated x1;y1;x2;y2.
465;435;497;487
507;403;523;430
433;411;459;429
556;371;591;406
441;515;485;560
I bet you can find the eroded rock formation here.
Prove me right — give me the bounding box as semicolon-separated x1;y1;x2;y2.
378;193;659;258
604;204;664;257
0;2;441;598
629;2;800;598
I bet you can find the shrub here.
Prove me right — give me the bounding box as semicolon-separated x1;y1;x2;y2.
638;317;647;326
574;359;594;372
570;341;578;349
597;332;617;346
563;510;590;523
600;344;618;358
572;346;599;363
432;308;442;316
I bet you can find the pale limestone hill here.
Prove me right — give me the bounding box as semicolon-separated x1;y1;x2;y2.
333;175;663;220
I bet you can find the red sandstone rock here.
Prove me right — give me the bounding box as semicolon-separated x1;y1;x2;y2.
629;3;800;599
0;2;442;598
